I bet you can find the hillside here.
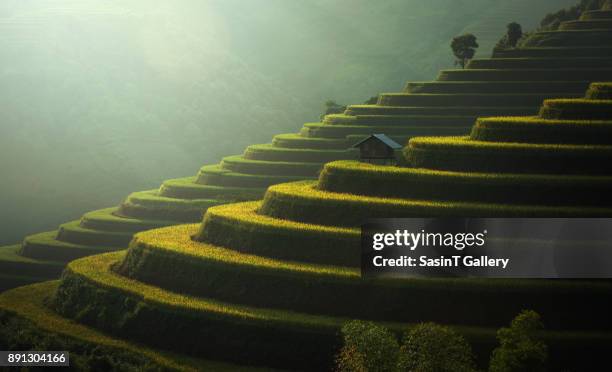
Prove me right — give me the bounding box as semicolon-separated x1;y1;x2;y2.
1;1;612;370
0;0;571;245
4;0;612;291
3;79;612;369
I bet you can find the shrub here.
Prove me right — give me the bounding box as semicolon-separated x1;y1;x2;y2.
489;310;548;372
451;34;478;69
506;22;523;48
336;320;400;372
364;96;379;105
321;100;347;120
397;323;476;372
539;0;604;31
494;22;523;51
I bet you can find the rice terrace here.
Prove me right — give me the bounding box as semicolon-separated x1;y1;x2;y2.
1;0;611;371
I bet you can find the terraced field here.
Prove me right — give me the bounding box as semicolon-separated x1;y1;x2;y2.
3;81;608;370
3;6;612;291
456;0;578;57
2;3;612;369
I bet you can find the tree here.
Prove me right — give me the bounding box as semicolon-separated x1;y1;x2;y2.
364;96;379;105
489;310;548;372
336;320;399;372
320;100;347;120
506;22;523;48
397;323;476;372
451;34;479;69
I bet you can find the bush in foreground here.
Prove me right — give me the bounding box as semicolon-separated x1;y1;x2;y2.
337;311;548;372
489;310;548;372
336;320;399;372
336;321;475;372
398;322;476;372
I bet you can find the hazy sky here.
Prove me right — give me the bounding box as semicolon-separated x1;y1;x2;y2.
0;0;576;244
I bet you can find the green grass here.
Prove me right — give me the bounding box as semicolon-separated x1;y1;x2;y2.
378;93;576;107
581;9;612;20
405;136;612;175
123;190;222;210
119;224;612;331
258;181;612;227
194;202;359;266
54;251;612;370
118;190;223;222
470;116;612;144
539;98;612;119
493;46;612;58
318;160;612;206
57;220;133;247
404;81;590;94
159;176;264;200
466;57;612;69
521;30;612;47
437;68;612;82
301;123;469;139
243;143;354;162
0;244;64;279
54;251;352;369
586;82;612;99
324;113;477;126
344;105;538;117
196;164;310;188
19;230;118;262
0;281;269;371
560;19;612;30
271;133;348;150
220;155;323;177
79;207;173;233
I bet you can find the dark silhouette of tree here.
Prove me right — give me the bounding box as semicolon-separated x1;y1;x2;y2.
364;96;379;105
451;34;479;69
398;323;477;372
506;22;523;48
320;100;347;120
489;310;548;372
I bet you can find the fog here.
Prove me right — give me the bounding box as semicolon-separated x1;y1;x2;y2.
0;0;574;244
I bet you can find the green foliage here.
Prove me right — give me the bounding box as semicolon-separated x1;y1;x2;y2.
451;34;479;69
540;98;612;120
586;82;612;99
364;96;379;105
540;0;605;30
318;160;612;207
261;181;612;231
0;312;167;372
406;136;612;176
506;23;523;48
397;323;476;372
494;22;523;51
117;223;612;332
196;201;358;266
336;320;399;372
243;143;354;163
321;100;348;120
20;230;116;263
471;116;612;145
0;281;266;371
158;177;264;200
378;92;558;107
489;311;548;372
439;67;612;82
